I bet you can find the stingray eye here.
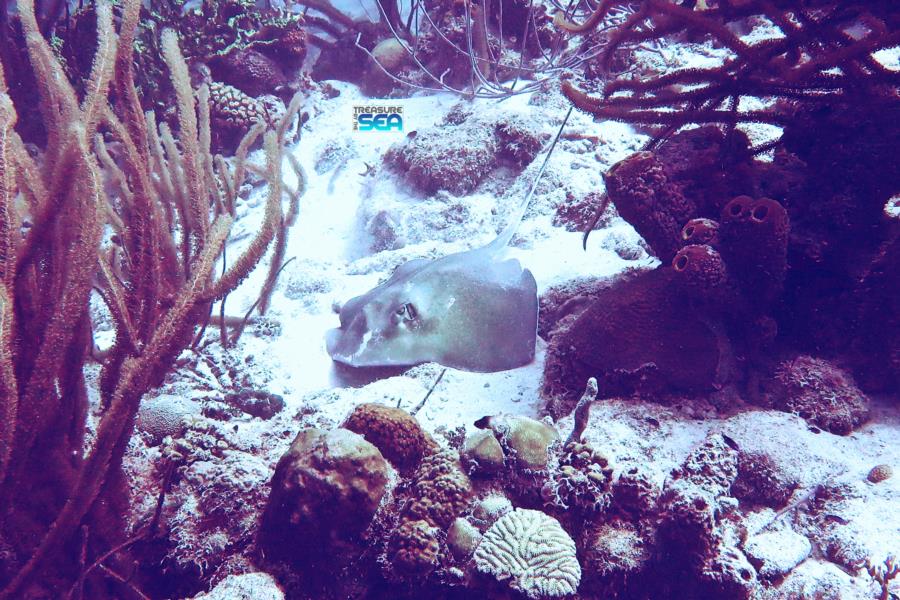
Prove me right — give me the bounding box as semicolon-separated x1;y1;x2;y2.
397;302;417;321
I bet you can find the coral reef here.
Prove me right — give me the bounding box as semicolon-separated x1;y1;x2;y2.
560;1;899;134
582;521;650;594
0;3;299;595
732;451;797;509
191;572;284;600
473;508;581;599
770;356;870;435
163;452;271;580
344;403;436;474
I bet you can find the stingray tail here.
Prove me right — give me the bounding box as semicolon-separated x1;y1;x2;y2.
486;105;574;254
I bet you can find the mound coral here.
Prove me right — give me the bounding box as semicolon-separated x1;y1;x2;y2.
476;414;559;471
387;519;442;576
259;428;390;566
402;448;473;528
474;508;581;599
770;355;870;435
542;268;722;413
344;403;436;474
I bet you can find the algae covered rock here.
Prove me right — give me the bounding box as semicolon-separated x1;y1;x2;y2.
191;572;284;600
258;428;390;563
461;429;505;475
477;414;559;471
474;508;581;598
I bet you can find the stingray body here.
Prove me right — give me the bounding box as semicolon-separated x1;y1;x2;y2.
326;108;571;372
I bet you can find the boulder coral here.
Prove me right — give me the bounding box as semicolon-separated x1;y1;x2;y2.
344;403;436;474
542;269;722;414
770;355;870;435
258;428;390;566
387;519;442;576
461;429;505;475
476;414;560;472
474;508;581;599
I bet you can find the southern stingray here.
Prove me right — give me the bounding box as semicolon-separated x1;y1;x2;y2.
326;108;572;372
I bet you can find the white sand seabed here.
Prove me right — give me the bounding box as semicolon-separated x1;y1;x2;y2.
213;81;652;429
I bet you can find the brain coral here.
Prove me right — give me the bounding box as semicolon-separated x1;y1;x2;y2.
344;403;436;474
137;394;195;445
474;508;581;599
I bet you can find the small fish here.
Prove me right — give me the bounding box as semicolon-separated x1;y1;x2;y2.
326;107;573;372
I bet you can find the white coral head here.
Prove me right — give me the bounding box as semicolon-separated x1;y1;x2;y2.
474;508;581;599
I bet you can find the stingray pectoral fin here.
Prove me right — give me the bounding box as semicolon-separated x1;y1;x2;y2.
435;264;538;372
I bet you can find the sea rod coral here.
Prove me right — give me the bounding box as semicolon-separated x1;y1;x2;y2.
0;0;300;595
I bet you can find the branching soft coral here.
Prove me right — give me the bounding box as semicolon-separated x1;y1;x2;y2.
559;0;900;144
0;0;301;596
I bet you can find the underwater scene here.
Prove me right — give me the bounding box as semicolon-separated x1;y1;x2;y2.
0;0;898;598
